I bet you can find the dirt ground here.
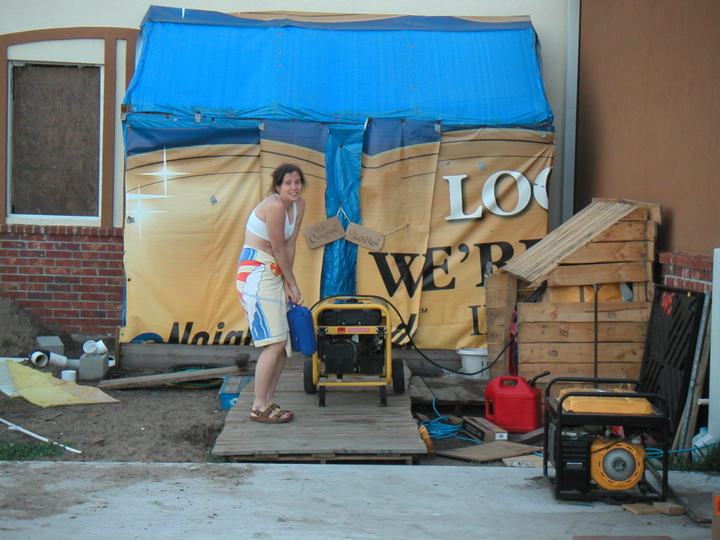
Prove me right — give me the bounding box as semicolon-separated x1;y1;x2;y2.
0;296;227;462
0;297;470;464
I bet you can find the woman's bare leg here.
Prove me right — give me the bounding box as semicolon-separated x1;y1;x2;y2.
252;341;288;413
264;345;287;404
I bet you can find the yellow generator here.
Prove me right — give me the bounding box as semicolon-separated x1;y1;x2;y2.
303;296;404;406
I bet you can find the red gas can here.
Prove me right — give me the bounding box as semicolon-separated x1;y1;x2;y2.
485;376;542;434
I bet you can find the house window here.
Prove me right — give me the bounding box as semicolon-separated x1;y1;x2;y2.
9;62;101;217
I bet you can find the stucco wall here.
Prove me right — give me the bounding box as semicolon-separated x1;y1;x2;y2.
1;0;571;226
576;0;720;255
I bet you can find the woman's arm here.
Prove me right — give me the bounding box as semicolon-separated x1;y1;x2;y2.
285;199;305;267
265;197;304;304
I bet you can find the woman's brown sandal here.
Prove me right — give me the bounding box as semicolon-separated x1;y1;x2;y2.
268;403;294;420
249;404;293;424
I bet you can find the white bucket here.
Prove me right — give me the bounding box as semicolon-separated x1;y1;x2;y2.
457;348;489;379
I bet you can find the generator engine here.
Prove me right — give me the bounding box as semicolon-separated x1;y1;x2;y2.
303;296;404;406
317;307;386;376
547;425;646;494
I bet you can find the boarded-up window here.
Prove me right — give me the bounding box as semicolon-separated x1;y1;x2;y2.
10;63;100;216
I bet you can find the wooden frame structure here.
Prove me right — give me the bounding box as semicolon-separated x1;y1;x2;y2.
487;199;661;382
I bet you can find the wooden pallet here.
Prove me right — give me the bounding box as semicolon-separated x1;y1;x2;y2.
212;362;427;464
409;375;486;416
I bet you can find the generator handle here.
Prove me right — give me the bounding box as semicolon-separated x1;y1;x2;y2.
545;376;645;399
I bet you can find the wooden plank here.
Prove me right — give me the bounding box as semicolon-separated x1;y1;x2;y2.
648;221;658;241
593;221;653;242
517;302;650;323
622;503;660;515
409;375;437;403
485;272;517;377
98;365;241;389
545;261;651;287
653;502;685;516
502;454;545;468
632;281;650;303
512;427;545;445
518;361;641;381
119;343;252;369
592;198;661;224
485;273;515;308
618;206;649;221
436;441;541;463
518;342;645;364
677;296;712;452
561;241;649;264
486;306;506;342
517;321;648;343
503;202;636;283
421;377;486;405
410;376;486;408
212;363;427;460
226;454;413;464
508;202;638;281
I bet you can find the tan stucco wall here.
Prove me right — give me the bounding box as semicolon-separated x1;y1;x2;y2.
576;0;720;254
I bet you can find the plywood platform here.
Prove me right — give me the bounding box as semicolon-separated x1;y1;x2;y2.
409;375;486;415
212;362;427;464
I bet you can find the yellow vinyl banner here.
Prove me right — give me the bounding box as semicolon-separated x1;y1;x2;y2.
121;132;327;345
121;122;553;350
357;127;554;350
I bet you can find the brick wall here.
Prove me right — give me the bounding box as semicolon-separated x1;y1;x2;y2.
658;251;713;294
0;225;124;336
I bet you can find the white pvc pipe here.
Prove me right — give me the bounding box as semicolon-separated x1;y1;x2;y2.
709;248;720;438
0;417;81;454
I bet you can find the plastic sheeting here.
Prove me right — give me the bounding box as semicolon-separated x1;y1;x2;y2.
121;8;555;344
125;7;553;128
321;124;365;297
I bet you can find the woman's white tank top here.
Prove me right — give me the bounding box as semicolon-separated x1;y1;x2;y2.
246;195;296;241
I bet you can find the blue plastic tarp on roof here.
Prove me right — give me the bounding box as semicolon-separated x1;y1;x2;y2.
124;6;553;127
123;7;554;300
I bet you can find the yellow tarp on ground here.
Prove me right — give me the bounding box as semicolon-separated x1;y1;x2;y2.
4;361;119;408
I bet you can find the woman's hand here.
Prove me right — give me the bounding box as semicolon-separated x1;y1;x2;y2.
285;281;303;306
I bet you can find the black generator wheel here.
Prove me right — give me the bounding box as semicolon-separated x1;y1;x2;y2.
303;357;317;394
392;358;405;394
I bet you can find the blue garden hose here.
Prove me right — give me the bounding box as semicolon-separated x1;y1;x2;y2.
419;398;481;444
645;439;720;459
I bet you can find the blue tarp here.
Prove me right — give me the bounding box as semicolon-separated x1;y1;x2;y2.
123;6;554;297
125;6;553;127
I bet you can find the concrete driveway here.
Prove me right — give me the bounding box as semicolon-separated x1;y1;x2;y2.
0;461;717;539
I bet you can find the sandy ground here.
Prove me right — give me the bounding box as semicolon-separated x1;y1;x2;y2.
0;296;228;463
0;296;473;464
0;363;230;463
0;364;470;464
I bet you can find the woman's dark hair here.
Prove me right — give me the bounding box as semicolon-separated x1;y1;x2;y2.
269;163;307;195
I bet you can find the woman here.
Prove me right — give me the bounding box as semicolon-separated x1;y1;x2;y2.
236;163;307;423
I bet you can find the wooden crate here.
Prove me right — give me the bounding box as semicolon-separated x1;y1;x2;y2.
486;273;537;379
485;199;660;381
486;273;515;379
516;301;650;380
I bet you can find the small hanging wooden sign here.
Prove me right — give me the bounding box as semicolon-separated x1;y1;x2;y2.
302;216;346;249
345;222;384;251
